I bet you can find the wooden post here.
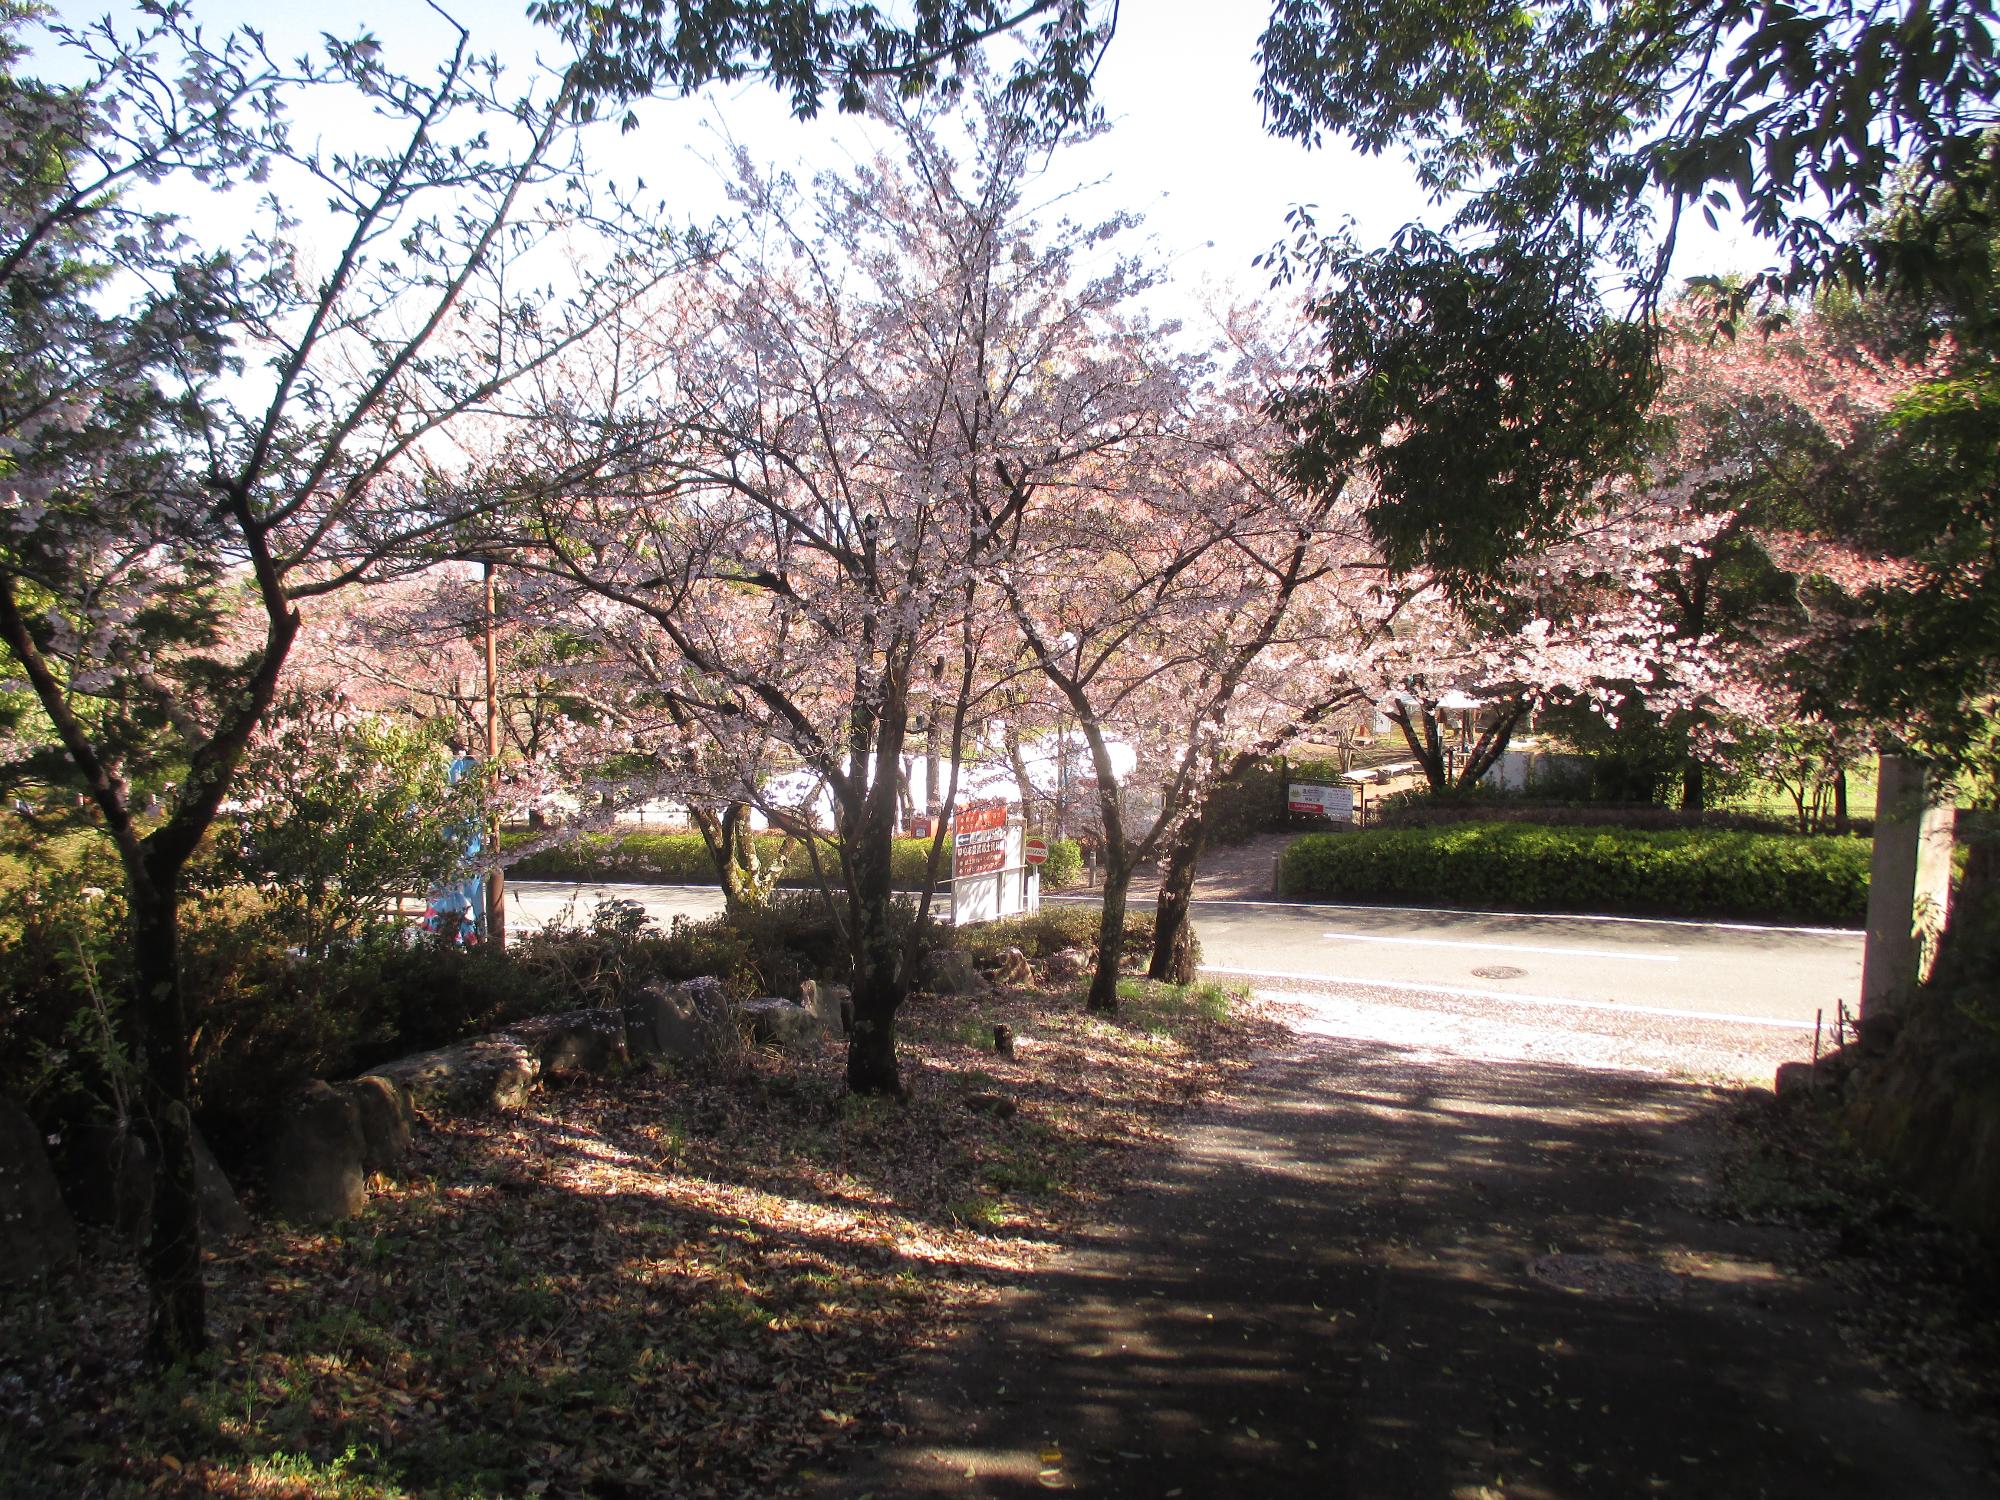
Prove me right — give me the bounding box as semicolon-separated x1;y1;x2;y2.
1860;753;1954;1015
483;561;506;953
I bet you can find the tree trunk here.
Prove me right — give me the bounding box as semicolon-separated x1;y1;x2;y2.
1455;698;1529;790
1005;721;1038;829
1148;815;1206;984
129;865;205;1367
844;807;905;1095
843;666;912;1097
1087;862;1130;1013
1833;765;1851;836
1391;705;1449;791
1681;759;1707;814
694;803;751;916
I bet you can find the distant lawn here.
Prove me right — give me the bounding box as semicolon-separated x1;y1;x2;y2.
1718;762;1878;829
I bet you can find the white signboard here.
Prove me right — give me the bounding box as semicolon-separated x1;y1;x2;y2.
1288;783;1355;822
950;810;1041;925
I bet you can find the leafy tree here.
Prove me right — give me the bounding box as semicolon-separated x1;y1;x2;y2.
1251;0;2000;635
535;0;1112;122
505;83;1172;1087
1256;0;2000;307
0;6;678;1364
216;691;483;960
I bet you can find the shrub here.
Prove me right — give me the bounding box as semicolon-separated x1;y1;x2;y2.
509;830;955;890
219;697;480;958
1366;791;1854;837
0;862;134;1127
510;827;1089;893
1037;837;1083;890
952;904;1154;962
1278;822;1870;924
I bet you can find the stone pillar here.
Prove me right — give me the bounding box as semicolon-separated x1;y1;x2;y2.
1860;753;1957;1014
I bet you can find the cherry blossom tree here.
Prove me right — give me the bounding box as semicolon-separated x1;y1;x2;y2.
996;308;1392;1005
0;8;685;1364
498;83;1179;1091
1612;306;1940;810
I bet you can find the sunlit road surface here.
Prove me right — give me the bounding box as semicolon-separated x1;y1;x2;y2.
1105;897;1861;1033
507;881;1861;1034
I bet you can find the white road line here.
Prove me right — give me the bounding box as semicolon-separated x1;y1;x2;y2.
1320;931;1679;963
1201;965;1817;1032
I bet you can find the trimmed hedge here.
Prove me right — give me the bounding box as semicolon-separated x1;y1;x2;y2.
505;829;1084;891
1278;822;1870;925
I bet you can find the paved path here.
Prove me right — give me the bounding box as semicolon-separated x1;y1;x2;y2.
1123;898;1858;1030
816;990;1991;1499
509;880;1860;1032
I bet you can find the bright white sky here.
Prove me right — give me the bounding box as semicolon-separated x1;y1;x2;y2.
48;0;1765;320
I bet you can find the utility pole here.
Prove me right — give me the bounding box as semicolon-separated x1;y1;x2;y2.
483;560;507;952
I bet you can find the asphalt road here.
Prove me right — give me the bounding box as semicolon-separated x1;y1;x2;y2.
507;881;1861;1034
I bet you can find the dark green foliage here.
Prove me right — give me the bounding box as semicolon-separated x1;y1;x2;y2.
1273;225;1659;585
1256;0;2000;305
1815;368;2000;784
1202;761;1286;845
0;852;133;1122
1280;823;1870;924
1036;837;1083;889
189;925;562;1162
536;0;1109;124
1367;790;1821;837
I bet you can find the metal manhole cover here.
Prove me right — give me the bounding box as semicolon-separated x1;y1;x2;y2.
1528;1254;1685;1300
1471;964;1527;980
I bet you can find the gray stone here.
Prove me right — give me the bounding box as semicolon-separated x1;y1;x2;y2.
340;1075;414;1176
799;980;855;1036
0;1098;76;1284
510;1007;625;1081
684;974;730;1015
369;1036;541;1113
989;946;1032;985
628;980;737;1064
53;1121;150;1239
923;947;987;996
739;997;823;1053
1044;947;1091;980
56;1121;248;1242
1774;1060;1822;1098
191;1129;252;1240
266;1081;366;1225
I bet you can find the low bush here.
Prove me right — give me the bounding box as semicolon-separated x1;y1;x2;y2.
1033;837;1083;890
508;829;1087;891
506;829;759;884
1279;822;1870;925
953;903;1154;963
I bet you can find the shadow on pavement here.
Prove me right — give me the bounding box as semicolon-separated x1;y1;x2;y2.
816;1034;1989;1498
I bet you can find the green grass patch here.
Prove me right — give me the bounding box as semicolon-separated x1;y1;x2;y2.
1116;977;1244;1033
